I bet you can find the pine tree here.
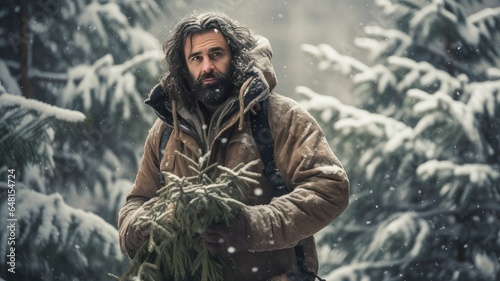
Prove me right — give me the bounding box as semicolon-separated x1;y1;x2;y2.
298;1;500;280
120;151;259;281
0;1;168;280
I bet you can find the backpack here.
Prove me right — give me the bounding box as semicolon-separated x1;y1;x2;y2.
157;99;325;281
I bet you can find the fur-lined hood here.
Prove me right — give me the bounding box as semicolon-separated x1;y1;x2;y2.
144;36;277;132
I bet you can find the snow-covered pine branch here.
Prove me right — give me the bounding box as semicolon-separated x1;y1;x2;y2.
416;159;500;204
75;2;162;57
301;43;370;75
0;90;85;174
322;211;430;281
408;88;489;161
469;7;500;40
0;189;127;280
353;64;398;94
388;56;466;95
355;26;413;61
362;212;430;263
0;92;85;123
298;86;423;182
61;50;161;119
375;0;417;17
375;0;500;70
409;0;459;40
297;85;368;123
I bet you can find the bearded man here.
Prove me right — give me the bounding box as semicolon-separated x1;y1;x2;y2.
118;12;349;281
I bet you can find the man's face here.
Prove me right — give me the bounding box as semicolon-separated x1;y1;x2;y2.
184;30;232;108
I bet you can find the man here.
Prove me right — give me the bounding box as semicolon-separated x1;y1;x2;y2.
118;12;349;281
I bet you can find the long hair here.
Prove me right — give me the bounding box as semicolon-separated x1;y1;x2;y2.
160;12;257;109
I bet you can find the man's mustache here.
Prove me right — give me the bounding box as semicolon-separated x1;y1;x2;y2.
196;72;226;84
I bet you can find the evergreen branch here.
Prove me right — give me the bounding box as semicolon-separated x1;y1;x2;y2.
208;194;247;209
175;150;202;168
4;189;127;280
120;150;259;281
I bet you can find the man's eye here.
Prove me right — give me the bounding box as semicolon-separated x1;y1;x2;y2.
189;55;201;62
211;52;222;58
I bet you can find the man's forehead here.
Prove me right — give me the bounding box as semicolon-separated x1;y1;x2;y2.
183;29;229;52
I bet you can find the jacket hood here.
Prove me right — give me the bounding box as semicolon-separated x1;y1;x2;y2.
144;35;278;129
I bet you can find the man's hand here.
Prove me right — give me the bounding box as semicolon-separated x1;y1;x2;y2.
201;214;251;255
125;223;150;256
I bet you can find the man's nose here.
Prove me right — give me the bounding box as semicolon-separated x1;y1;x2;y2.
202;59;215;74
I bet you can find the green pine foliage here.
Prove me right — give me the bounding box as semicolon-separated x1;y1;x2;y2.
0;1;168;280
120;151;260;281
299;1;500;280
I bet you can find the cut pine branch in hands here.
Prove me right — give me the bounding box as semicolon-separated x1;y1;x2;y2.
119;151;260;281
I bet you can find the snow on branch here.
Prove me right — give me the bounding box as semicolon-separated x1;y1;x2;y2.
363;212;430;263
79;2;128;44
106;50;162;85
0;189;126;279
353;64;397;93
324;259;403;281
485;67;500;80
388;56;465;93
410;1;500;56
298;86;408;136
114;0;161;29
375;0;417;17
0;90;85;174
297;85;378;128
0;59;69;82
408;88;485;157
62;50;161;113
301;43;370;75
410;0;459;39
468;80;500;119
298;86;417;180
417;160;500;186
355;26;413;60
0;92;85;123
468;7;500;42
416;159;500;204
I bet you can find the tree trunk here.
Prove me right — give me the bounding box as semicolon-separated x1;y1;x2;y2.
19;0;31;99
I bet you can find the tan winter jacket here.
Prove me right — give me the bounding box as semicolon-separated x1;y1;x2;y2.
118;37;349;281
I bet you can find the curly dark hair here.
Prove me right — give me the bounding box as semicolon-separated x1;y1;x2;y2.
160;12;257;109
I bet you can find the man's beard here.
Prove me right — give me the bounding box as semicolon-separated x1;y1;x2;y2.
190;72;233;108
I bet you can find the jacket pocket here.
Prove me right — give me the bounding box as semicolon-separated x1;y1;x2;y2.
162;153;176;172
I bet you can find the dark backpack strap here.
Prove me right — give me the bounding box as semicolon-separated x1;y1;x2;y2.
250;99;324;281
250;99;288;197
158;126;173;186
295;242;327;281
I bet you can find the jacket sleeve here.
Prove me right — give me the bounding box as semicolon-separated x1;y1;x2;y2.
118;118;164;257
243;95;350;251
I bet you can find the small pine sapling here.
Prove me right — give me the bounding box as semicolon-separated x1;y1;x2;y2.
119;151;260;281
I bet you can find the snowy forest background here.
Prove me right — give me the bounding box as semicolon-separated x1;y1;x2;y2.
1;0;499;280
